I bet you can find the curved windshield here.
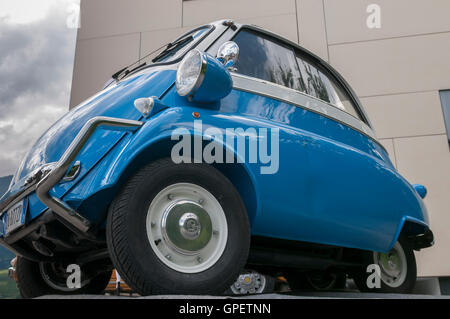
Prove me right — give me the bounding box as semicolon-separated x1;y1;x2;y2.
109;26;211;82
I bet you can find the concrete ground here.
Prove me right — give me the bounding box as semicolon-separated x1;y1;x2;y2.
37;278;449;299
38;292;450;299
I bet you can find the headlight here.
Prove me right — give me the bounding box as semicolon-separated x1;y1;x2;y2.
176;50;206;97
175;49;234;103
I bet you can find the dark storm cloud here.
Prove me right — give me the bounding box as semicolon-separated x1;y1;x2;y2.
0;5;76;175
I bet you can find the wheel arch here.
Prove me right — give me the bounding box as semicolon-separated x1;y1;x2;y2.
119;134;260;225
389;216;433;251
70;131;260;227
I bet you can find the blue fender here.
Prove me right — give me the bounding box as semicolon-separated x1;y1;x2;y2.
62;106;263;226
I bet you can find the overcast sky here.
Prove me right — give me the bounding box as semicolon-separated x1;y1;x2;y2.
0;0;78;176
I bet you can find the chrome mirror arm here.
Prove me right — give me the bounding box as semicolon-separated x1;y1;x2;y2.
216;41;240;69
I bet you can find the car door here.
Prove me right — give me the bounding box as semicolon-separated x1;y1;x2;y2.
218;29;315;242
291;52;402;251
220;27;398;252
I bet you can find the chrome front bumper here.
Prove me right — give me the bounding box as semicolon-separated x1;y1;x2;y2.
0;116;142;235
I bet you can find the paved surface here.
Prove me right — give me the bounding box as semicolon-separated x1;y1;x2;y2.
37;278;449;299
38;292;450;299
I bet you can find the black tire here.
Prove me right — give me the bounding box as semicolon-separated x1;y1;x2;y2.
352;235;416;294
287;270;347;291
263;275;276;293
106;158;250;295
16;257;112;299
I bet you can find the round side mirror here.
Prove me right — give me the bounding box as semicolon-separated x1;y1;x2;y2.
217;41;239;68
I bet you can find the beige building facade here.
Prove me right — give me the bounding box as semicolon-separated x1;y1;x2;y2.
70;0;450;278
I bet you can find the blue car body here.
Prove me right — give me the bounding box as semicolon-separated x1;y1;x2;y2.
0;20;432;261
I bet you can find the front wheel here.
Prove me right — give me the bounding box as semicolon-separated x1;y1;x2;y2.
16;257;112;299
353;235;416;294
107;159;250;295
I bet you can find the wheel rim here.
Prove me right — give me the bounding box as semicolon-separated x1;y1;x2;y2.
146;183;228;273
39;263;89;292
230;271;266;295
373;242;407;288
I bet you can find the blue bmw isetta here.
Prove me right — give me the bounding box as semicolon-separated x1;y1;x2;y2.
0;20;434;297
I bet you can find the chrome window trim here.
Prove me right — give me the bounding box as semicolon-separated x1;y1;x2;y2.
227;22;374;129
231;73;379;143
151;24;214;64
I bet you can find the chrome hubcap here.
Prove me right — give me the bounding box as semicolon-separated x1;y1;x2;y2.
179;213;202;240
161;201;212;254
146;183;228;273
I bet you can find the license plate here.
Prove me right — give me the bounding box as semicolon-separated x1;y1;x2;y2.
4;200;27;235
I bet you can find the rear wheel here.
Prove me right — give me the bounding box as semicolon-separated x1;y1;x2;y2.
353;236;416;293
107;159;250;295
16;257;112;299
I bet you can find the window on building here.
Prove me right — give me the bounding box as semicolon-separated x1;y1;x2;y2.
232;30;305;92
439;90;450;146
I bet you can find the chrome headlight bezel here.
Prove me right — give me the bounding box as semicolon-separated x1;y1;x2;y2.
175;49;207;97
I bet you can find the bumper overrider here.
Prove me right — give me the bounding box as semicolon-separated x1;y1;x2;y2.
0;116;142;259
